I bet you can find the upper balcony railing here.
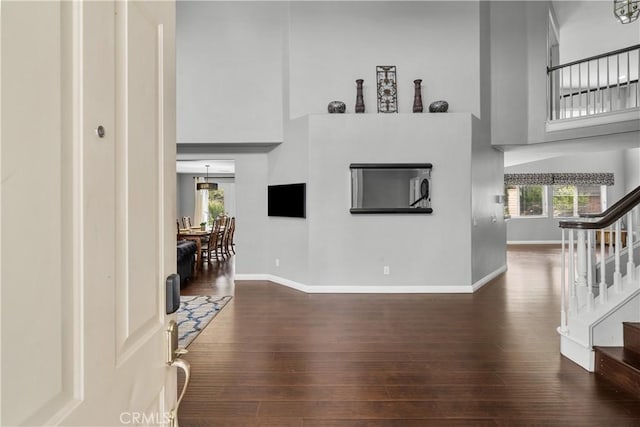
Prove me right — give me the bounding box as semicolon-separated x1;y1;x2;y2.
547;44;640;121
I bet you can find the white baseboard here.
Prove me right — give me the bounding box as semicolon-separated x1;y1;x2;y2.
234;274;269;281
266;275;312;293
507;240;562;245
267;274;475;293
472;265;507;291
235;268;506;294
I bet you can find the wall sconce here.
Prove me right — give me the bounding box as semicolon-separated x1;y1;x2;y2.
495;195;505;204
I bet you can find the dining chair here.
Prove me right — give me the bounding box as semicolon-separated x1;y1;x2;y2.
220;218;233;257
227;217;236;255
201;222;221;263
182;216;192;229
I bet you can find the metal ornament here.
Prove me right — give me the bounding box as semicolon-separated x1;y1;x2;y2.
376;66;398;113
614;0;639;23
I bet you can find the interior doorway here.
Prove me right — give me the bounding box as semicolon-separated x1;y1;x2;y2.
176;160;236;226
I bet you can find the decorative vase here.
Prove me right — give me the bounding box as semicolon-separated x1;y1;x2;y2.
355;79;365;113
429;100;449;113
412;79;423;113
327;100;346;113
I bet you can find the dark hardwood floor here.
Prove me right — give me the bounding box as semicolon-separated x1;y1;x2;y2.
178;245;640;426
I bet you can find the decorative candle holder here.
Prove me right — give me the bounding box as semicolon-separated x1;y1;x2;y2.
412;79;423;113
355;79;365;113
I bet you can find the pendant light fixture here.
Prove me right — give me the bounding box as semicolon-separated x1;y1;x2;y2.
197;165;218;191
614;0;639;23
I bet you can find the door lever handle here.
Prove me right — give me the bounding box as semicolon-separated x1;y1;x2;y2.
167;320;190;426
168;358;190;427
167;320;188;363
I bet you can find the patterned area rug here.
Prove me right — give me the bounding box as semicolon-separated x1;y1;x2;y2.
177;295;232;347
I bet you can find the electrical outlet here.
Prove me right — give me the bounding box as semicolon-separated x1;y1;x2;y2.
275;258;280;267
383;266;390;275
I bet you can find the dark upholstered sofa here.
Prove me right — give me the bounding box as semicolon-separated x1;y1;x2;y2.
177;240;197;286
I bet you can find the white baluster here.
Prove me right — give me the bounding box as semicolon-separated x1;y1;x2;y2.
599;227;608;304
587;230;595;310
569;230;578;314
627;212;635;283
576;230;587;287
609;225;615;257
560;230;568;332
614;220;623;292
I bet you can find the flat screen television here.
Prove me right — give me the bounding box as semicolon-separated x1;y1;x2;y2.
268;183;306;218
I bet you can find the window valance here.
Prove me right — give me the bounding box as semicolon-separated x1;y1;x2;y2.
552;173;615;186
503;173;553;186
504;173;614;186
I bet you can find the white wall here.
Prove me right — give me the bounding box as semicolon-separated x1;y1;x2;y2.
471;117;506;283
525;1;552;145
307;114;473;288
234;154;269;274
505;150;627;242
625;148;640;192
489;1;527;145
490;1;550;146
176;1;285;143
473;3;507;284
288;1;482;118
553;0;640;64
266;117;310;284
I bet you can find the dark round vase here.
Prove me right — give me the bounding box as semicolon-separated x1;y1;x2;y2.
328;100;346;113
429;100;449;113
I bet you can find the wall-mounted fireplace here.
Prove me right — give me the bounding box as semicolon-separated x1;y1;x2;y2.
349;163;433;214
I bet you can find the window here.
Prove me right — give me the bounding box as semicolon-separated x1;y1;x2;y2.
505;185;548;217
207;188;225;226
503;173;613;219
552;185;606;218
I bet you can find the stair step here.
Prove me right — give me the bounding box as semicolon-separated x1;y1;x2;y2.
594;346;640;398
623;322;640;355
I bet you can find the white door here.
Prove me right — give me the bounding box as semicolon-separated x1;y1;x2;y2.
1;1;180;425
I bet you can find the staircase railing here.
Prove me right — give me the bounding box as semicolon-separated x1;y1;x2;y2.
547;44;640;121
557;185;640;332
